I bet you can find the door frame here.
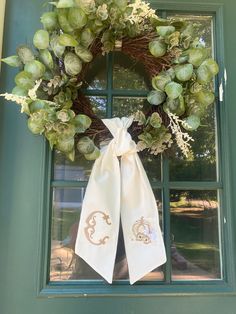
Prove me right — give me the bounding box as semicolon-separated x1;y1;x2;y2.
33;1;236;298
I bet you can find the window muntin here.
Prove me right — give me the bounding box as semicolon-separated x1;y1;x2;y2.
49;13;223;283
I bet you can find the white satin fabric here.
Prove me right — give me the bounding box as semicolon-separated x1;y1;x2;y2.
75;117;166;284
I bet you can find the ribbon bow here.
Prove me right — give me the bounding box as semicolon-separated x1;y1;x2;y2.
75;117;166;284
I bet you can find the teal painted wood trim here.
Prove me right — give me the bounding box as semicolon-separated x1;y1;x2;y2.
38;280;233;298
213;4;236;291
83;89;148;97
152;1;224;13
106;53;113;118
162;157;172;283
36;143;54;294
51;180;222;189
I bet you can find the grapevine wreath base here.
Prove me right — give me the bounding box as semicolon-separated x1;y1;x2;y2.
1;0;219;161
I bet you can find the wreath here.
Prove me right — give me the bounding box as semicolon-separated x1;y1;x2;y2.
1;0;219;161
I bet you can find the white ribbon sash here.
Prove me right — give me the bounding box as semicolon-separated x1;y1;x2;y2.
75;117;166;284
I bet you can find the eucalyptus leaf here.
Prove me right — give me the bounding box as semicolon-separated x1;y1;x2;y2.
39;49;54;69
57;0;75;8
178;55;189;64
163;96;185;116
57;8;74;33
201;58;219;76
1;55;22;67
152;73;171;91
33;30;49;50
174;63;193;81
165;82;183;99
197;64;213;84
84;146;100;160
50;35;65;58
147;90;166;105
40;12;58;31
66;149;75;161
150;16;169;27
77;136;95;154
58;33;78;47
156;26;175;37
68;7;87;29
12;86;28;96
75;46;93;62
80;28;95;47
196;90;215;106
64;52;82;76
17;45;35;64
187;48;208;67
15;71;35;90
43;70;54;81
24;60;46;80
29;100;48;113
183;115;201;131
73;114;92;132
187;103;205;117
166;68;175;79
56;138;75;153
149;40;166;57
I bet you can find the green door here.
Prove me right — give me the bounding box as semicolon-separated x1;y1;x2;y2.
1;0;236;313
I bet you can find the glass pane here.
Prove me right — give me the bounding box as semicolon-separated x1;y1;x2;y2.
113;52;150;90
53;150;93;181
50;188;164;282
167;14;217;181
83;55;107;90
170;190;222;281
87;96;107;119
167;14;213;49
140;153;161;183
112;97;149;118
169;104;217;181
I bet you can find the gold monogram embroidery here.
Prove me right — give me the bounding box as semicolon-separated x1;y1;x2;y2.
84;211;111;246
132;216;152;244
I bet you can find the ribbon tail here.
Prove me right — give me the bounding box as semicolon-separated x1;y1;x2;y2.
75;143;120;283
121;153;166;284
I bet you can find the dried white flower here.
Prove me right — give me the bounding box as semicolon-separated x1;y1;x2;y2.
127;0;156;25
0;93;29;114
167;110;194;157
28;79;42;100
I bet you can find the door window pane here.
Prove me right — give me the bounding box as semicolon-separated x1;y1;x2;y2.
84;55;107;90
50;188;164;282
170;190;221;280
169;104;217;181
113;52;149;90
112;97;149;118
87;96;107;118
53;150;93;181
167;14;217;181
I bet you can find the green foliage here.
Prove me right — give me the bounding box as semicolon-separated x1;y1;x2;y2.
147;90;166;105
16;45;35;64
1;55;22;67
149;40;167;57
33;30;50;49
0;0;219;161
